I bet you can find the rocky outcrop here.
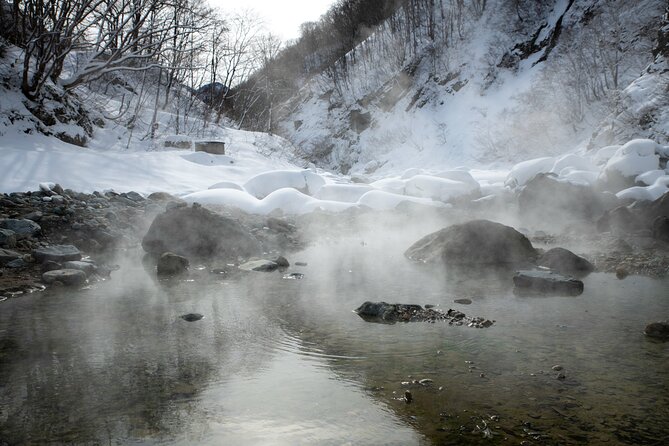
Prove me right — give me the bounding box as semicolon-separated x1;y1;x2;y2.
405;220;536;265
142;204;262;260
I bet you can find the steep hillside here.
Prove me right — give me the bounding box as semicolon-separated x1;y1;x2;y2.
275;0;666;175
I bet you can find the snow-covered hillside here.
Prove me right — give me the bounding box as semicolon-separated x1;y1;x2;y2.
275;0;666;176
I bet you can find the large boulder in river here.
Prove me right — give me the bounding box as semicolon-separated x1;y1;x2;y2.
142;204;262;260
518;174;612;225
405;220;536;265
537;248;594;275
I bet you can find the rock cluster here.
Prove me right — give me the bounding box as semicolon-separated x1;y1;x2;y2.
354;301;494;327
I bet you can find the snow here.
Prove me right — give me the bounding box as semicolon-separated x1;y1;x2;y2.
505;157;555;187
404;174;480;202
314;184;374;202
617;175;669;202
604;139;660;178
243;169;326;199
181;152;235;166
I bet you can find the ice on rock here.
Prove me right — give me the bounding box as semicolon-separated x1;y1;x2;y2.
505;157;555;187
604;139;660;178
243;169;326;199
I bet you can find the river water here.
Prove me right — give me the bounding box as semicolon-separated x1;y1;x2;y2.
1;227;668;445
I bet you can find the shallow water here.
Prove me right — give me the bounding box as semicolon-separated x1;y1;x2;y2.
1;231;668;445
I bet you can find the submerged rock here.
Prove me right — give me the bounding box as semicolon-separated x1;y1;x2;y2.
142;204;262;260
537;247;594;275
41;269;87;286
405;220;536;265
157;252;189;276
180;313;204;322
644;321;669;340
513;270;584;295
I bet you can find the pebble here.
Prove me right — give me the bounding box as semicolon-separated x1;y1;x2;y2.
180;313;204;322
454;298;472;305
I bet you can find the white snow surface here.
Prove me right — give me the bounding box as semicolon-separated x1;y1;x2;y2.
1;126;668;212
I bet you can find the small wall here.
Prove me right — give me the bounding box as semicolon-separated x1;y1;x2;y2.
195;141;226;155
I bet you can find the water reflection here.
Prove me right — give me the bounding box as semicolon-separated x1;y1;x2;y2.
1;233;668;445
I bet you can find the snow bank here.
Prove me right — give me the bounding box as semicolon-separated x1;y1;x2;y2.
357;190;443;210
243;170;326;199
404;174;480;202
616;175;669;201
505;157;555;187
314;184;374;202
604;139;660;178
208;181;245;191
181;152;235;165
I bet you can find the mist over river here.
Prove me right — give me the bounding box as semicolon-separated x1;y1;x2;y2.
1;224;668;445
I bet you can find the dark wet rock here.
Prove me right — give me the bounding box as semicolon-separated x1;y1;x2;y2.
157;252;189;276
274;256;290;267
41;260;62;273
513;270;584;295
22;210;43;221
615;266;629;279
148;191;179;201
454;298;472;305
0;218;41;237
537;247;594;275
266;217;296;233
122;191;145;202
33;245;82;263
165;201;187;211
6;258;26;268
644;321;669;340
63;260;97;276
239;259;279;272
0;229;16;248
181;313;204;322
295;262;308;266
652;216;669;242
519;174;612;223
597;205;644;234
354;301;494;327
0;248;21;265
405;220;536;265
41;269;87;286
142;204;262;260
283;272;304;280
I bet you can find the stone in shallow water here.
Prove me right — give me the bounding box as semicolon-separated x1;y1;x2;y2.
180;313;204;322
41;269;87;286
644;321;669;341
537;247;594;275
33;245;82;263
238;259;279;272
63;260;97;276
156;252;189;276
405;220;536;265
454;298;472;305
513;270;584;296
